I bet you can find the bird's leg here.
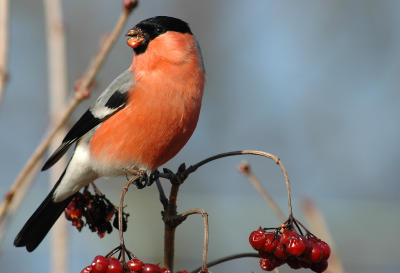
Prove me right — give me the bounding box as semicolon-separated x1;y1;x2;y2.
125;168;148;189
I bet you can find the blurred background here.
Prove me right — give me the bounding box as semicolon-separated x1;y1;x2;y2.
1;0;400;272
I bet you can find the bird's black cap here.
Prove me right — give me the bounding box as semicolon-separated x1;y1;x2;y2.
127;16;192;54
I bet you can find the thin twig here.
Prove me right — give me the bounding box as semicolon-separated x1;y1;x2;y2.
155;178;168;210
238;161;286;222
0;0;9;104
158;150;293;270
44;0;68;272
180;209;209;273
0;1;138;225
0;160;41;249
301;198;345;273
119;174;139;265
190;253;259;273
180;150;293;217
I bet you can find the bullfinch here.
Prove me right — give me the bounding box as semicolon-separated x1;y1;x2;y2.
14;16;205;252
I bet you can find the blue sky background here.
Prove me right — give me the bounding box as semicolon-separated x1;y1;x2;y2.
1;1;400;272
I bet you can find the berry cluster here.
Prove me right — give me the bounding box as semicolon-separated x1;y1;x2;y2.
81;255;188;273
249;224;330;272
65;188;129;238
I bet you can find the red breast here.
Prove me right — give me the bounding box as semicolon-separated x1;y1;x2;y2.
89;32;205;170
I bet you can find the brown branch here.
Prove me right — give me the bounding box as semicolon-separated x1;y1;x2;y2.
0;0;138;225
180;150;293;216
163;182;181;271
180;209;209;273
118;174;139;265
0;0;9;104
238;161;286;222
190;253;259;273
159;150;293;271
0;160;41;247
44;0;68;272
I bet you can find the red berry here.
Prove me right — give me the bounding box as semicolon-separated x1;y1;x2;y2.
273;242;287;260
81;265;93;273
127;259;143;272
249;229;266;250
160;268;172;273
308;242;323;263
317;240;331;260
263;233;279;253
106;258;123;273
286;237;306;256
91;255;109;273
281;229;299;245
287;256;302;269
311;260;328;272
259;257;276;271
142;263;161;273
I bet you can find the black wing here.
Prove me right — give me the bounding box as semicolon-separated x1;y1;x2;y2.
42;70;133;171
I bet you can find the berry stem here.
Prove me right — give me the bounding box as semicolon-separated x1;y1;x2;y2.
105;245;121;257
180;150;294;218
238;161;286;222
118;173;140;264
90;182;103;196
180;209;209;273
189;252;259;273
293;217;313;235
292;217;304;236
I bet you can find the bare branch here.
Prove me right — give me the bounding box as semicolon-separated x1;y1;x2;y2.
0;0;9;104
238;161;286;222
180;209;209;273
0;1;138;225
178;150;293;217
44;0;68;272
190;253;259;273
118;174;140;265
163;182;181;270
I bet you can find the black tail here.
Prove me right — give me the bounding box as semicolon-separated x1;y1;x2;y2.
14;170;73;252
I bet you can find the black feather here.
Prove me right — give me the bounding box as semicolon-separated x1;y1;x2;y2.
42;110;101;171
14;170;74;252
133;16;192;55
105;91;128;109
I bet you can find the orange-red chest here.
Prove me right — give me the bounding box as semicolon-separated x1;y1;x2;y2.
89;34;205;170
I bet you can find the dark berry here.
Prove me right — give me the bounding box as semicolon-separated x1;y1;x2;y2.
142;263;161;273
81;265;93;273
259;257;276;271
249;229;266;250
106;258;123;273
127;259;143;272
287;256;302;269
311;260;328;272
91;255;109;273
